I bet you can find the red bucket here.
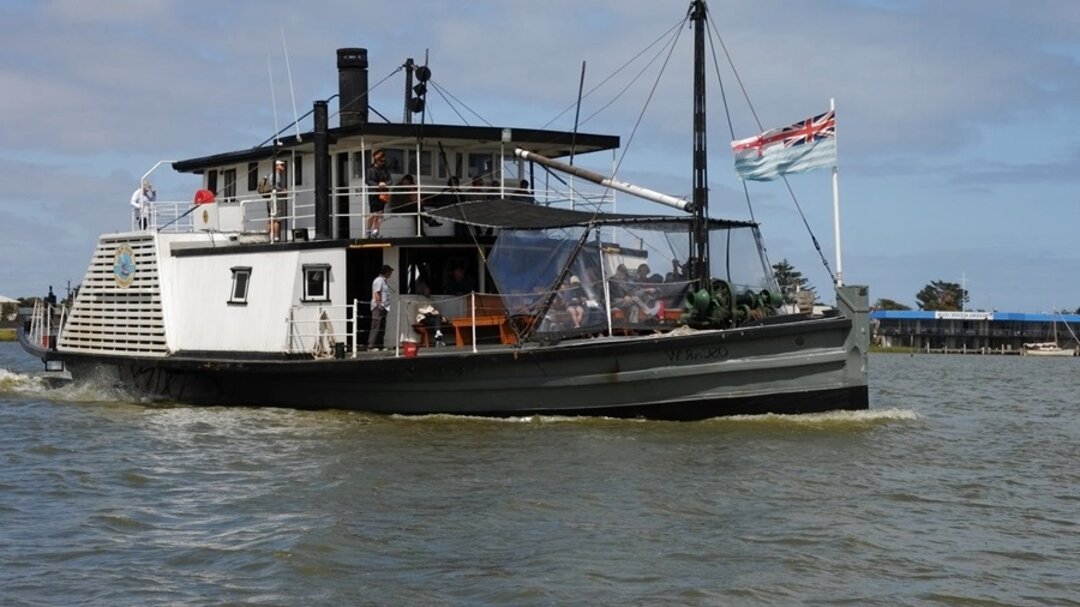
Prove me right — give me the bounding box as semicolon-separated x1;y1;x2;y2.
402;340;418;358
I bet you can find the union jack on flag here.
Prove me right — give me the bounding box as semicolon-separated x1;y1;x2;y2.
731;110;838;181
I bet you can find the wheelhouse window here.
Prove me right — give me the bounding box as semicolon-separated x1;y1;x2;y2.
207;169;219;195
357;149;405;175
223;168;237;200
294;156;303;186
247;162;259;191
438;151;461;179
467;153;496;180
407;150;433;177
302;264;331;302
229;266;251;305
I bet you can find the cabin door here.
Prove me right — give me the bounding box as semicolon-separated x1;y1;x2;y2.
347;247;386;342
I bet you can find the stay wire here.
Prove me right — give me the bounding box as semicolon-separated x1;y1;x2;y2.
541;16;686;130
608;12;687;186
429;80;493;127
579;30;676;128
255;65;404;149
704;4;835;285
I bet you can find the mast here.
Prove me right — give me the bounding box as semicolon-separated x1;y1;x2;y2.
689;0;710;283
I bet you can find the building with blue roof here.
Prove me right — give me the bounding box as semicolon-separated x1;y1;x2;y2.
871;310;1080;354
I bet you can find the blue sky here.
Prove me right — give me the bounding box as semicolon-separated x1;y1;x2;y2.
1;0;1079;312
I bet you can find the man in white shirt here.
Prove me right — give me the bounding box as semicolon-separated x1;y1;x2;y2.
367;264;394;350
130;180;155;230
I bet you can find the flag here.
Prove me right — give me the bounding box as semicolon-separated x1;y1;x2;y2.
731;110;837;181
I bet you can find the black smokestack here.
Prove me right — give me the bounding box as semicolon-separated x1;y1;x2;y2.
313;100;331;240
337;48;369;127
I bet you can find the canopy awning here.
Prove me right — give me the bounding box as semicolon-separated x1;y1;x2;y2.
427;199;757;231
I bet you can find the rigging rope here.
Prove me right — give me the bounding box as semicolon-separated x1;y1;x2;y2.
541;17;687;130
704;4;835;285
428;80;494;127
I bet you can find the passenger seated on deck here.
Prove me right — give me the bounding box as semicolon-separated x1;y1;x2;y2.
433;176;463;208
391;174;441;229
562;276;586;329
412;281;447;346
610;264;641;322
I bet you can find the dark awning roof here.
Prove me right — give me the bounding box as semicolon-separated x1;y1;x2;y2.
426;199;757;231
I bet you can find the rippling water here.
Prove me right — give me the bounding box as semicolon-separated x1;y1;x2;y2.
1;342;1077;606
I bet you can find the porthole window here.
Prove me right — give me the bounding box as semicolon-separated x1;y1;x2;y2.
302;264;331;302
229;266;251;305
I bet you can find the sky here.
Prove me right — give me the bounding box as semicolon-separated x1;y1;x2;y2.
2;0;1080;312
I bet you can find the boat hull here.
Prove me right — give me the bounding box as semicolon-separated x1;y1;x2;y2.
42;314;868;420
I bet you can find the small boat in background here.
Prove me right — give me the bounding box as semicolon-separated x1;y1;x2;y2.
1022;342;1075;357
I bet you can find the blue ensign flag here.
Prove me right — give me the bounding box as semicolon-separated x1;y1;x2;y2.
731;110;837;181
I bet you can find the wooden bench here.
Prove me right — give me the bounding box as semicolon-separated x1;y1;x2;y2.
451;293;516;347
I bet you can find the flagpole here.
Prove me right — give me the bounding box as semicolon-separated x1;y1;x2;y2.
830;97;843;287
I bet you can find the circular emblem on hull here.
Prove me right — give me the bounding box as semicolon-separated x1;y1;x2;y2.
113;243;137;288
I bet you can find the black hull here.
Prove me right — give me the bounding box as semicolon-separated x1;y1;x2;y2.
40;316;870;421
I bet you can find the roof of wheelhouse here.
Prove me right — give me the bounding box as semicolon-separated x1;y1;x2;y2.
172;122;620;174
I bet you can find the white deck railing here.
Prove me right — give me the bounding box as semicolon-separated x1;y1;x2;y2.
129;181;617;240
25;300;66;350
285;300;360;357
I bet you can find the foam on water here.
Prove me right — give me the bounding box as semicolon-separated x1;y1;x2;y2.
0;366;137;403
390;408;918;426
714;406;920;427
0;368;48;394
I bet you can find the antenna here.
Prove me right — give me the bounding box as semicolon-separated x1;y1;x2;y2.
267;53;280;144
281;26;302;142
570;60;586;166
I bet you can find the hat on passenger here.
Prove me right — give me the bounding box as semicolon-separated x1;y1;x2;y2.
569;275;581;284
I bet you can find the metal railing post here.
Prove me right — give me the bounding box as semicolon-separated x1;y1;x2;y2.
471;292;478;354
352;299;358;356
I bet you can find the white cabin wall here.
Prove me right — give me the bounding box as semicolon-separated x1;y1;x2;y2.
156;233;225;353
162;244;345;353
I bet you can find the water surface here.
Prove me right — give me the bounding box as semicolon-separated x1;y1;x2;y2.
1;344;1076;605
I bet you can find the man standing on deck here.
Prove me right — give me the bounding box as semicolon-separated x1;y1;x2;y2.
366;149;392;237
367;264;394;351
130;180;155;230
269;160;287;242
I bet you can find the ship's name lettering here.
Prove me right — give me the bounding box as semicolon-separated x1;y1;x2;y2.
666;346;727;362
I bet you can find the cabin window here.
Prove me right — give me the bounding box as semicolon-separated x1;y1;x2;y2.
357;149;405;175
229;266;251;305
302;264;331;302
352;152;364;179
467;153;496;180
407;150;433;177
247;162;259;191
294;156;304;186
207;169;219;194
438;151;461;179
223;168;237;200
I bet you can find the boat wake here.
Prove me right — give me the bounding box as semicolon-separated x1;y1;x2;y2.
390;408;918;426
0;368;49;394
711;407;919;428
0;367;140;403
